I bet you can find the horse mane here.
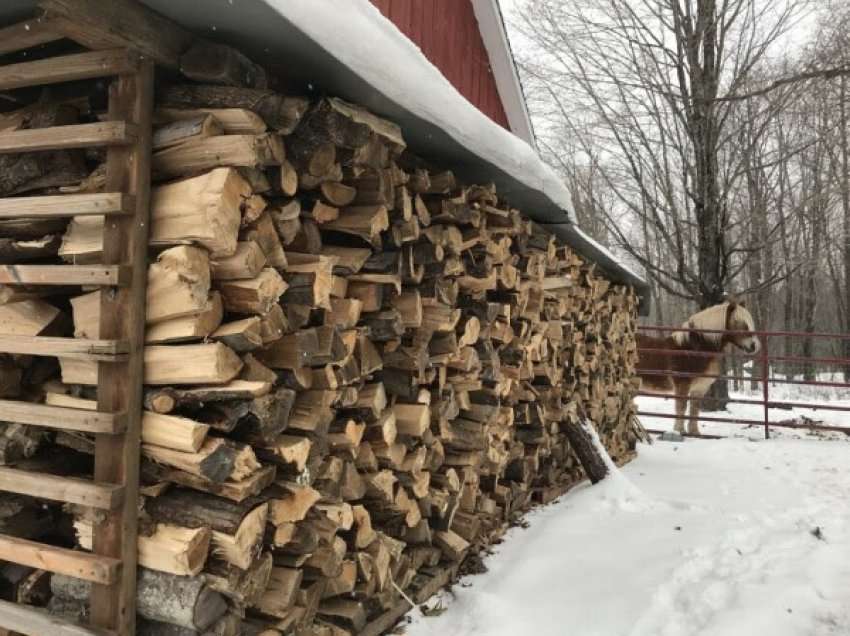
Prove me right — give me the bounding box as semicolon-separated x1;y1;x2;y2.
671;302;755;346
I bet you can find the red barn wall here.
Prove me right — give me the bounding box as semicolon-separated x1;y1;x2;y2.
369;0;511;131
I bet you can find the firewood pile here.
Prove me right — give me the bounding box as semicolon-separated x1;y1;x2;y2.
0;63;639;636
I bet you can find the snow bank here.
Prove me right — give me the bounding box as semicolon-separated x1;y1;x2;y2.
405;437;850;636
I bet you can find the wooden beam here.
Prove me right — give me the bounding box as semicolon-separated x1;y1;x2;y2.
0;535;120;585
0;599;113;636
90;59;155;634
0;265;130;286
0;335;127;359
39;0;194;69
0;467;124;510
0;49;139;91
0;399;125;434
0;15;64;56
0;122;137;153
0;193;133;219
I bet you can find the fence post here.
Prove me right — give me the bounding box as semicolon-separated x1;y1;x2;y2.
762;334;770;439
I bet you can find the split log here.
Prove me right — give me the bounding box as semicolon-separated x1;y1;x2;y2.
217;268;287;315
153;113;223;150
143;380;271;414
255;567;302;619
0;300;62;337
203;552;273;608
157;107;268;135
75;519;211;576
145;292;224;344
147;246;212;324
144;344;244;386
150;167;250;257
143;437;259;483
154;134;285;179
212;317;263;352
145;489;268;570
210;241;267;281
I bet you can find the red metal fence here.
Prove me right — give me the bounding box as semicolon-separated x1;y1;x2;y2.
635;325;850;439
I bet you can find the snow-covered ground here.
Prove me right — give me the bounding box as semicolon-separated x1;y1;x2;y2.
403;435;850;636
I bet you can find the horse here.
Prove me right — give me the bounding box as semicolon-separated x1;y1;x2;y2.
636;301;760;435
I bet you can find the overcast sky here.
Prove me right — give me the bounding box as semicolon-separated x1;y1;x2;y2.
498;0;819;56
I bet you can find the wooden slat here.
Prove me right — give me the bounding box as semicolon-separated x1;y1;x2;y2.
0;49;138;91
0;121;137;153
0;265;129;286
90;59;155;633
0;599;113;636
0;467;124;510
0;16;63;56
0;535;120;585
0;335;127;360
0;193;133;219
0;399;125;434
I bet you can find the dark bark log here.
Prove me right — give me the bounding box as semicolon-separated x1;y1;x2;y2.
159;85;308;134
0;235;61;264
145;487;265;534
180;41;268;89
562;419;608;484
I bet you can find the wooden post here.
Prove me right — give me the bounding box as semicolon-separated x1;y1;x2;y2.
90;58;154;634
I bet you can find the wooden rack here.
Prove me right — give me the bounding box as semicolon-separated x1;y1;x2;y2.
0;37;153;636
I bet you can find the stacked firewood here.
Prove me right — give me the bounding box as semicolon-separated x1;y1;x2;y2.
0;81;638;633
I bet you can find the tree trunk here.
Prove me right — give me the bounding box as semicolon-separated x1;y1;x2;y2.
691;0;729;411
841;76;850;381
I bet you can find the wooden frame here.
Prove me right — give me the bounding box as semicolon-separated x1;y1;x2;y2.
89;55;154;636
0;25;155;636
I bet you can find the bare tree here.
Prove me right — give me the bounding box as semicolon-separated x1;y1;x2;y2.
513;0;813;313
512;0;819;405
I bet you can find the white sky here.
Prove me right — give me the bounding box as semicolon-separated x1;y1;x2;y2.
499;0;820;57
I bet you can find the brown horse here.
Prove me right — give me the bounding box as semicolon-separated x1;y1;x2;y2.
636;301;760;435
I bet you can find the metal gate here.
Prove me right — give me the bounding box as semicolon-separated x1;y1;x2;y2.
636;325;850;439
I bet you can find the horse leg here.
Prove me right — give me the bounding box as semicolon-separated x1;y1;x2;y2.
687;395;702;436
674;387;687;433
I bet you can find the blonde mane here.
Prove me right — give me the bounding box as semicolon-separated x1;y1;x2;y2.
671;302;755;345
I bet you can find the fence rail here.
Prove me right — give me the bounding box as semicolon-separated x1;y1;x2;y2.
636;324;850;439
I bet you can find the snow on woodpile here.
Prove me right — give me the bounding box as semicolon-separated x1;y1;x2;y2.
270;1;570;216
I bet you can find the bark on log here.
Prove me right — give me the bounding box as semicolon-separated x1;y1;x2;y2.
159;85;308;134
51;569;227;631
563;418;609;484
